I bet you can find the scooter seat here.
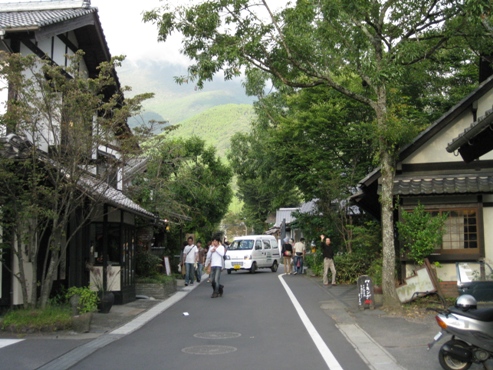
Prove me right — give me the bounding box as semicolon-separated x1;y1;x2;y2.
449;306;493;322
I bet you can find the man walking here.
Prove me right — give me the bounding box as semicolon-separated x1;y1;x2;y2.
293;238;306;275
321;234;337;286
195;240;205;283
183;236;198;286
205;235;225;298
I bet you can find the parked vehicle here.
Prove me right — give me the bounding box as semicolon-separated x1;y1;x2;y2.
428;294;493;370
457;262;493;302
224;235;280;274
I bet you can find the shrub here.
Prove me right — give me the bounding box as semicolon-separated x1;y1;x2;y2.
306;251;375;284
397;203;448;266
135;251;162;277
65;286;98;314
305;252;324;276
136;274;176;284
367;257;383;287
333;253;372;284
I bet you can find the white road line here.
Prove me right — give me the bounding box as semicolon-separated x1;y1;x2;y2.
0;339;23;349
279;275;343;370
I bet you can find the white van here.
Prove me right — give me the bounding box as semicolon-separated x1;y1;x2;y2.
225;235;280;274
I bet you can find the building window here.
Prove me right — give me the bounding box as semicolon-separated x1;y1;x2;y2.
430;208;479;254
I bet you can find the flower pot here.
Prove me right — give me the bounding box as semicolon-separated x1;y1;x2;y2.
72;312;92;333
98;291;115;314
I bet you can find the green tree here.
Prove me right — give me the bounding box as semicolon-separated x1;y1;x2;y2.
130;135;233;239
0;52;153;308
228;129;300;232
145;0;492;306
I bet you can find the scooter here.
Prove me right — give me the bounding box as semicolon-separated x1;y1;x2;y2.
427;294;493;370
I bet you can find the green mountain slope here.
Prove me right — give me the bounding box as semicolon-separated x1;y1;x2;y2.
167;104;255;157
119;60;254;127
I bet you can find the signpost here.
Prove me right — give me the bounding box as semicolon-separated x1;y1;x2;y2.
357;275;375;310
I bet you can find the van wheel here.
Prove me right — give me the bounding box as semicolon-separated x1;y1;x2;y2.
250;262;257;274
227;269;232;275
271;261;278;272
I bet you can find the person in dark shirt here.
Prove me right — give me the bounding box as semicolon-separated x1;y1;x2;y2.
321;234;336;286
281;238;293;275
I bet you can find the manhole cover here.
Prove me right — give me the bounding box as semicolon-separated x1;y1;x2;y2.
182;345;237;355
194;332;241;340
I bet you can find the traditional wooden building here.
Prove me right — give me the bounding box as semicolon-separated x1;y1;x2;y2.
352;72;493;291
0;0;155;306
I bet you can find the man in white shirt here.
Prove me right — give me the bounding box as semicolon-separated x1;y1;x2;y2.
293;238;306;275
182;236;198;286
205;235;225;298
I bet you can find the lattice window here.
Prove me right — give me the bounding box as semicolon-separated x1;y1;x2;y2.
430;208;479;253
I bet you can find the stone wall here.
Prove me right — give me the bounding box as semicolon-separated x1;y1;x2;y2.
136;280;177;300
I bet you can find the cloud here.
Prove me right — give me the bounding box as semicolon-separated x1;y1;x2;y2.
95;0;190;65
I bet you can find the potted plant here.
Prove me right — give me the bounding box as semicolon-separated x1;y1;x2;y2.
86;262;120;313
65;286;98;332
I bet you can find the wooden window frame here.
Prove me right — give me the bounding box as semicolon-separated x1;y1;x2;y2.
399;203;483;261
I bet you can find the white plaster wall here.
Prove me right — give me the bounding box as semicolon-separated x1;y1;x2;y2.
483;206;493;264
478;91;493;118
6;35;92;153
53;38;67;67
405;89;493;164
90;265;121;291
0;41;9;121
435;263;457;282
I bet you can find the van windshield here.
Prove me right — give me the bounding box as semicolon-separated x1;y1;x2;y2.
229;240;254;250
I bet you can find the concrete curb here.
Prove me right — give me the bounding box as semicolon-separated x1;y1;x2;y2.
36;278;205;370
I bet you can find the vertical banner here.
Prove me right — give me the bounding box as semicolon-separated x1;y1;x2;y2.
163;256;171;276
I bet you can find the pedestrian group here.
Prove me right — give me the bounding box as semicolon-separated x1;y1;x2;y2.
181;233;336;299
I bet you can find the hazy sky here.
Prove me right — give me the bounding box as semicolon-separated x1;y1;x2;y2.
94;0;191;65
0;0;291;66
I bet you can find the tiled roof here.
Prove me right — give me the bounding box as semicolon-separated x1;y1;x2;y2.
0;1;95;30
82;176;155;219
1;134;155;219
299;199;317;214
393;175;493;195
447;106;493;153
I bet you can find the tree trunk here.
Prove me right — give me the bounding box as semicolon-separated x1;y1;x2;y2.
380;151;400;307
375;89;400;307
39;251;59;309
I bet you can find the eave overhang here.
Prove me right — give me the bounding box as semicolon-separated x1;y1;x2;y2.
446;107;493;163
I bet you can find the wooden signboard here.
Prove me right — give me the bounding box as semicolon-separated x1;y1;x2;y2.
357;275;375;310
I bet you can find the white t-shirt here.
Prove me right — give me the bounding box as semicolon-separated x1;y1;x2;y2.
183;245;198;263
207;244;225;267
